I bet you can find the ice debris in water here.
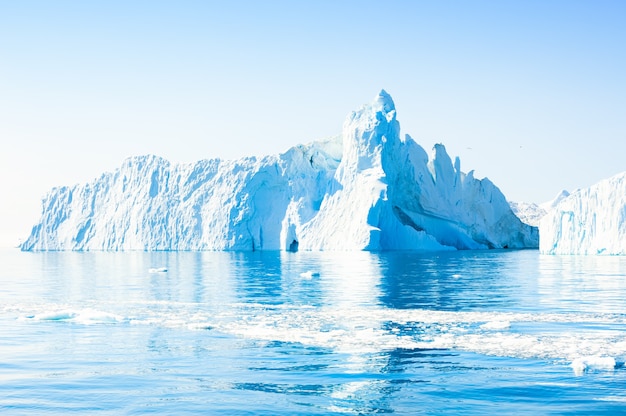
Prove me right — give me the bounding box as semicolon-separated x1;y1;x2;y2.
570;356;617;376
29;310;77;321
27;309;124;324
148;267;168;273
299;270;321;279
480;320;511;330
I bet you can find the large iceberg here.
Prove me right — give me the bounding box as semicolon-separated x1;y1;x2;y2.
21;91;538;251
540;172;626;255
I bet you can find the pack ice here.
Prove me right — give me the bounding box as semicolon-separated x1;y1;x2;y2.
540;172;626;255
21;91;538;251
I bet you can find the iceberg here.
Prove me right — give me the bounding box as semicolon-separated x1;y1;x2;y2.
21;91;538;251
540;172;626;255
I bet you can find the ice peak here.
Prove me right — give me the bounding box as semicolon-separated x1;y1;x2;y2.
347;90;397;124
374;89;395;114
340;91;401;174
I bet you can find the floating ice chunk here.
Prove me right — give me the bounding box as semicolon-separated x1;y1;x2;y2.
571;356;616;376
30;310;77;321
27;308;123;324
299;270;321;279
480;320;511;330
148;267;168;273
72;308;124;324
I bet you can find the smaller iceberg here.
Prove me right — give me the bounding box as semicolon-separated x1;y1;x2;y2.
540;171;626;255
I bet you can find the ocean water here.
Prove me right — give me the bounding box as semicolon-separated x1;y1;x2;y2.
1;248;626;415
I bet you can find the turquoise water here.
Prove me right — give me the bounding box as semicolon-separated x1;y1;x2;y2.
1;249;626;414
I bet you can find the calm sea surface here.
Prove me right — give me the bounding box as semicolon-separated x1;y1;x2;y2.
1;248;626;415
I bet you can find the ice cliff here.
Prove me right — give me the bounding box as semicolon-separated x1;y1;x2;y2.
540;172;626;255
21;91;538;251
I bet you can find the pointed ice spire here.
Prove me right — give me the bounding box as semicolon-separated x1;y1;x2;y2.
339;90;401;175
373;89;396;115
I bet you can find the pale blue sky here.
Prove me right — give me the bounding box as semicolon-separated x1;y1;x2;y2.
1;0;625;246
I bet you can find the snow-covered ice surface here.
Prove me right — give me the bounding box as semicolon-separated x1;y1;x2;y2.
509;201;547;227
509;190;569;227
21;91;537;251
540;172;626;255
